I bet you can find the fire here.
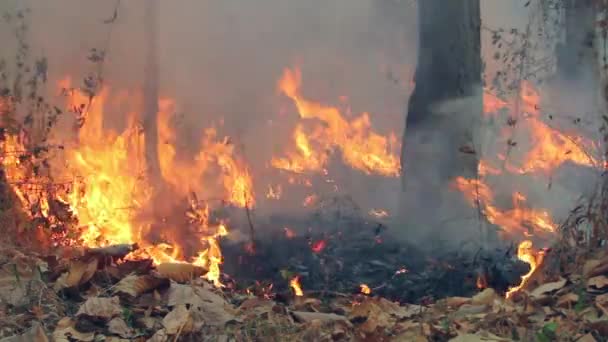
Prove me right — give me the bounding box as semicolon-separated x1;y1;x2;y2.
505;240;545;299
266;184;282;199
483;81;598;175
360;284;371;295
452;177;556;238
476;273;487;290
272;67;400;177
157;106;255;208
290;276;304;297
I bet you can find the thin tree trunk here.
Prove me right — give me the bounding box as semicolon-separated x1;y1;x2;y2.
400;0;482;236
143;0;161;184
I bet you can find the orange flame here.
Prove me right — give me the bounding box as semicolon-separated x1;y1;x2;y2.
452;177;556;238
272;67;400;177
290;276;304;297
505;240;545;299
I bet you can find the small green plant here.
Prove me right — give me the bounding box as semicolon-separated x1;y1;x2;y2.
536;321;557;342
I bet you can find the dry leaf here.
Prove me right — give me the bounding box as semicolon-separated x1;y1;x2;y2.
146;329;168;342
169;283;236;326
108;318;134;338
583;259;602;277
587;275;608;291
0;322;48;342
530;278;567;299
556;293;579;308
445;297;471;308
596;293;608;316
113;274;169;297
577;333;597;342
156;263;206;283
348;297;425;333
162;305;193;335
76;296;122;320
472;288;497;305
52;317;95;342
291;311;351;325
53;258;98;291
449;332;510;341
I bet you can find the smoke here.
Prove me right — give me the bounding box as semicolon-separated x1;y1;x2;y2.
1;0;602;248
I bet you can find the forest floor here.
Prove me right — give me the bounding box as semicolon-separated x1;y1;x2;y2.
0;235;607;342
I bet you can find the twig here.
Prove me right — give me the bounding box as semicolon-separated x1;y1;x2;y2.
245;199;256;251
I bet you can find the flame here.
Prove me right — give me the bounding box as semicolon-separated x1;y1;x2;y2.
157;107;255;208
360;284;371;295
272;67;400;177
302;194;318;207
453;177;556;238
505;240;545;299
266;184;282;199
290;276;304;297
476;273;488;290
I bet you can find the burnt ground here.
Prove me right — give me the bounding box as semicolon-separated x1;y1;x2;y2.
220;208;530;304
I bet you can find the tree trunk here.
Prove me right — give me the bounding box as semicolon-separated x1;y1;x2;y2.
143;0;161;184
400;0;482;236
556;0;597;81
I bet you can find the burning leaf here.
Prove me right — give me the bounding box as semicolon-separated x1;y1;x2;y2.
290;276;304;297
156;263;206;283
53;258;99;291
360;284;371;295
76;296;122;320
162;305;193;335
113;274;169;298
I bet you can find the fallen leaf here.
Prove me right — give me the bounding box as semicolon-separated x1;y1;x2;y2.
348;297;425;333
162;305;193;335
577;333;597;342
587;275;608;291
596;293;608;316
472;288;497;305
52;317;95;342
556;292;579;308
583;259;601;277
445;297;471;308
146;329;168;342
76;296;122;320
108;318;134;338
113;274;169;298
0;322;48;342
156;263;206;283
449;332;510;341
291;311;352;325
167;283;236;326
53;258;98;291
530;278;567;299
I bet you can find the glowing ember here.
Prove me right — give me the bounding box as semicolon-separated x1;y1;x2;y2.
360;284;371;295
302;194;318;207
290;276;304;297
283;227;296;239
476;273;488;290
369;208;389;218
272;67;400;177
505;240;545;299
311;239;327;253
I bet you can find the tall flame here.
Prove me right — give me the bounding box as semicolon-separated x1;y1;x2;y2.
272;67;400;177
505;240;545;299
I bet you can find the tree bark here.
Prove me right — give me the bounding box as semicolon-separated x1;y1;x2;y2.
400;0;482;232
143;0;161;184
556;0;597;81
